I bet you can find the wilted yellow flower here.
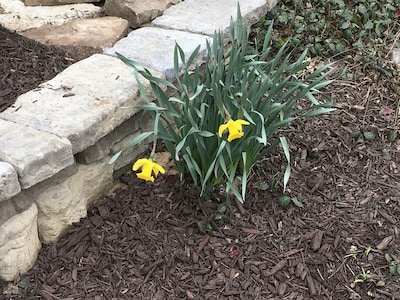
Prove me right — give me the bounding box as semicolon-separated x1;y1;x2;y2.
218;119;250;142
132;158;165;182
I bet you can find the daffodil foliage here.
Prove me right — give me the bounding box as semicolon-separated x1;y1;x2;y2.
112;6;337;203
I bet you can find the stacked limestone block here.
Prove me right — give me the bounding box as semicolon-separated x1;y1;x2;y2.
0;54;161;281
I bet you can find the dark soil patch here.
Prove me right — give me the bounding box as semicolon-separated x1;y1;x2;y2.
0;25;75;113
1;22;400;300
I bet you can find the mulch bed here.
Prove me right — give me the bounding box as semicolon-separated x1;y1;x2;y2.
0;25;75;113
1;24;400;300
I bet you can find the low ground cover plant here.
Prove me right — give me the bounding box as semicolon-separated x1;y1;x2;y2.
259;0;400;62
111;8;337;207
252;0;400;150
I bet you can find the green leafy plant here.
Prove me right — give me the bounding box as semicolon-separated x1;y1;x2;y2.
385;253;400;275
255;0;400;66
354;267;375;283
351;129;376;142
278;195;304;208
111;7;337;205
364;246;372;256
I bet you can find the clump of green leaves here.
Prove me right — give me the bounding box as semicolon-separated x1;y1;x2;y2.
351;129;376;142
278;195;304;208
386;254;400;275
112;7;336;205
254;0;400;69
354;267;375;283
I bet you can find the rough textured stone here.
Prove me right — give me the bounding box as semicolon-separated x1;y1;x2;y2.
110;130;152;170
0;162;21;202
152;0;276;36
0;192;33;226
34;159;114;243
24;0;99;7
0;119;75;189
76;111;152;165
0;0;103;32
104;0;181;29
105;27;211;80
20;17;129;60
0;203;41;281
1;54;163;154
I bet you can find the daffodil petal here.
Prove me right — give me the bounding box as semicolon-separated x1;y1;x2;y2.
137;172;155;182
218;123;229;137
227;131;244;142
236;119;250;126
152;163;165;175
132;158;148;171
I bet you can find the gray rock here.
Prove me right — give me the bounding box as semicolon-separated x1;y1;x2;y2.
34;159;114;243
0;0;102;32
0;162;21;202
110;130;152;170
0;192;33;226
0;203;41;281
152;0;276;36
104;0;181;29
76;111;152;165
0;119;75;189
105;27;211;81
1;54;163;154
20;16;129;60
23;0;99;6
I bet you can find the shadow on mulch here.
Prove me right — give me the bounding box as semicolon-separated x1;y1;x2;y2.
0;25;75;113
1;22;400;300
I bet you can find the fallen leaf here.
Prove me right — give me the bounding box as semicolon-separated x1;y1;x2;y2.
376;236;393;250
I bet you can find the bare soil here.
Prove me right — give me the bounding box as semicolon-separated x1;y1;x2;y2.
1;24;400;300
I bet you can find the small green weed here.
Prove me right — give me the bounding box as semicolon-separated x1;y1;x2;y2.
278;195;304;208
385;253;400;275
354;267;375;283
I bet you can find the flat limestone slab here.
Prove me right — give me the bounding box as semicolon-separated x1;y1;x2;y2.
105;27;211;80
0;120;74;189
104;0;181;29
20;16;129;60
152;0;275;36
0;0;102;32
0;54;161;154
24;0;99;7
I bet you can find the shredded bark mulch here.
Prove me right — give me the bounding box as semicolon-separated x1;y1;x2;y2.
0;25;75;113
1;22;400;300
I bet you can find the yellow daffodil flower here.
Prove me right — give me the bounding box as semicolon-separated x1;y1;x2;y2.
218;119;250;142
132;158;165;182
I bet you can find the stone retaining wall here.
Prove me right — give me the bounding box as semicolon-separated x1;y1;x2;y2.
0;0;277;281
